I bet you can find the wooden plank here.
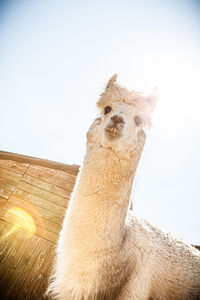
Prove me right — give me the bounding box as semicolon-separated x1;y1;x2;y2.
0;196;7;208
0;229;32;288
27;164;77;182
0;159;29;175
0;211;58;246
0;167;22;185
0;228;28;285
0;220;13;244
0;208;38;236
15;238;52;300
12;188;66;216
17;180;70;208
31;245;56;299
0;206;62;242
0;177;15;199
38;228;58;244
3;195;63;226
0;224;25;299
0;218;7;233
5;234;41;299
16;242;51;299
0;223;19;265
21;174;73;199
26;165;76;190
0;208;60;243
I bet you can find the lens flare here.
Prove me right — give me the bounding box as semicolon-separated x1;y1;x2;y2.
0;226;17;241
2;207;36;239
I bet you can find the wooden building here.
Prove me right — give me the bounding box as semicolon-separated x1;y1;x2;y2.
0;150;79;299
0;150;199;299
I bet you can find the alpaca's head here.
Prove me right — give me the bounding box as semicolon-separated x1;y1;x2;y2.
87;74;157;157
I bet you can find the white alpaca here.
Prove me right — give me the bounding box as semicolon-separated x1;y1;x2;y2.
47;75;200;300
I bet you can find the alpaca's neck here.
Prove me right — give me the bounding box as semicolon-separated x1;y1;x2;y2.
65;131;145;250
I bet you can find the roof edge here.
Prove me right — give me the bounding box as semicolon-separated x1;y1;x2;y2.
0;150;80;174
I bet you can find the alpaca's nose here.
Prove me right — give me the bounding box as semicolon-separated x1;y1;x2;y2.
105;114;124;138
111;115;125;125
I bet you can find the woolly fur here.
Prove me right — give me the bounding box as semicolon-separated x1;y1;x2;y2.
46;75;200;300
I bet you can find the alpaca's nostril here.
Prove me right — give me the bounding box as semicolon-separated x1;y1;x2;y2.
111;115;125;124
105;114;125;138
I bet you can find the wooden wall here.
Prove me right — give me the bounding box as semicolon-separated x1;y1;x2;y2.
0;152;79;299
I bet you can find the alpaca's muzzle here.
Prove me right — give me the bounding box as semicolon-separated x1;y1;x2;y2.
105;114;124;138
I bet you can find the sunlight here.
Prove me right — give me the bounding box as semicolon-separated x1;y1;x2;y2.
3;207;36;239
143;56;200;131
0;226;17;242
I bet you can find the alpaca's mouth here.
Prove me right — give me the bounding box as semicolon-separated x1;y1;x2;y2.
105;127;121;138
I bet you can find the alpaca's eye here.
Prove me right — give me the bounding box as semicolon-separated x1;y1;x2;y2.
134;116;142;127
104;106;112;115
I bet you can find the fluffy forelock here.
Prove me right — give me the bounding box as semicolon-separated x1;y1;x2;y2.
97;83;152;126
97;83;147;110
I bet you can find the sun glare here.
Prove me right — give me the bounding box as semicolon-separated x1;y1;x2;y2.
3;207;36;239
140;56;200;133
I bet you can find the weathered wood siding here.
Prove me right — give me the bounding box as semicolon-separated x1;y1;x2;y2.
0;152;79;299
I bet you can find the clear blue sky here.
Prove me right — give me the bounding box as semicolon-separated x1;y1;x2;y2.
0;0;200;244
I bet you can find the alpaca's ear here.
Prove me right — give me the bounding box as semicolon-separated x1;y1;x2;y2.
106;74;118;89
143;87;158;113
97;75;118;110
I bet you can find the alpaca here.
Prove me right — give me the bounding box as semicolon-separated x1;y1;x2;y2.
47;75;200;300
